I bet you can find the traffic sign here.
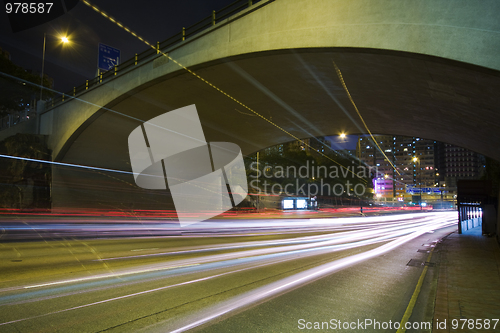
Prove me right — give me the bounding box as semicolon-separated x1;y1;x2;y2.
98;43;120;71
406;187;442;194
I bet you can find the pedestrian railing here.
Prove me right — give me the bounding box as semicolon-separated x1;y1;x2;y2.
457;202;482;233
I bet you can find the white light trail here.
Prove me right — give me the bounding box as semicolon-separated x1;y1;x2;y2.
165;218;455;333
0;212;456;329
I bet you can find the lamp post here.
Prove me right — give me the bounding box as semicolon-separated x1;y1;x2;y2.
40;33;46;101
413;157;422;210
40;34;69;101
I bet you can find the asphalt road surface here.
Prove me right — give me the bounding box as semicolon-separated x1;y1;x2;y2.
0;212;457;332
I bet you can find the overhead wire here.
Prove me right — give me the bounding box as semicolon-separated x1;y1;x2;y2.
80;0;366;183
332;61;401;176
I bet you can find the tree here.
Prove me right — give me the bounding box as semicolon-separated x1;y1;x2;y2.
245;146;372;198
0;133;52;209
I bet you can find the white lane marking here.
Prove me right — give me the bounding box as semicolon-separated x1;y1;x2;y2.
23;264;199;289
131;248;159;252
0;258;294;327
168;220;456;333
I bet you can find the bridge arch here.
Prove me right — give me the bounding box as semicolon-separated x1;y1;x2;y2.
52;47;500;209
16;0;498;209
38;0;500;160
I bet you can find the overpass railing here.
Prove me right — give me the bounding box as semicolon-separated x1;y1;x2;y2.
46;0;269;109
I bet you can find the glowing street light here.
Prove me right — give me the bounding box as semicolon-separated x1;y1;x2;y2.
412;157;422;210
339;133;346;139
40;34;70;101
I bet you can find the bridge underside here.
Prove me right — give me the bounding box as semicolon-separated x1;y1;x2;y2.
55;48;500;210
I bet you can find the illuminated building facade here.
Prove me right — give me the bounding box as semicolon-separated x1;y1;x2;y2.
358;135;437;200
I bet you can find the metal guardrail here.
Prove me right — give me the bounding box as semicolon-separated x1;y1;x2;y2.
46;0;266;109
457;202;482;234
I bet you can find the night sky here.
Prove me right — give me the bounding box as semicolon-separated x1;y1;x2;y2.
0;0;234;92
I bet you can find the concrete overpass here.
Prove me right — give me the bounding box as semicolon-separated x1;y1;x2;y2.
3;0;500;209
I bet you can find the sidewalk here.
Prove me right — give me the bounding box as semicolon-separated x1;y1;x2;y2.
433;227;500;332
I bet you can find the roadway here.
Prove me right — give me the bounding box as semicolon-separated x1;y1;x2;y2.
0;212;457;332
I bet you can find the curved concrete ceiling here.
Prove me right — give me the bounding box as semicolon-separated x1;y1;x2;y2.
44;0;500;209
62;48;500;165
54;47;500;209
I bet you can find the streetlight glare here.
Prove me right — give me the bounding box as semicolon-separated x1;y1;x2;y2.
61;36;69;43
340;133;346;138
413;157;418;162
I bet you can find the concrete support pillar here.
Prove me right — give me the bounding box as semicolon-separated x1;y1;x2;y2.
36;100;46;135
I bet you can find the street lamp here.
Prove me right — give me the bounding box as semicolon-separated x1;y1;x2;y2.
413;157;422;210
40;34;69;101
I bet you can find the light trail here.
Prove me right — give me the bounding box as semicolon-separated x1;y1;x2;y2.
94;214;438;262
165;218;455;333
1;214;444;293
0;260;293;327
0;154;135;176
0;212;456;329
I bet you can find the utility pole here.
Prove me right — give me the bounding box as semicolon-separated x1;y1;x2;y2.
256;151;259;211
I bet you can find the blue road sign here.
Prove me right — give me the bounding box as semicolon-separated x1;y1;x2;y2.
98;43;120;71
406;187;442;194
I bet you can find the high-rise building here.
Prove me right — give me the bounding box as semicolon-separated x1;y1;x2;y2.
443;144;484;187
260;136;484;203
358;135;395;198
307;137;330;155
412;137;436;189
358;135;437;200
358;135;485;202
261;138;311;157
433;141;446;185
